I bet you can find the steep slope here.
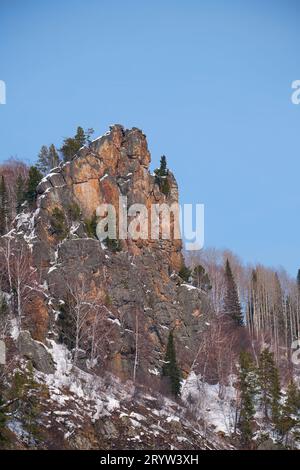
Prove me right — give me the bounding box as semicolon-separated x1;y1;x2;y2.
8;125;210;380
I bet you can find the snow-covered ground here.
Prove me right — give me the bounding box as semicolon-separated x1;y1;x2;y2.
182;372;237;436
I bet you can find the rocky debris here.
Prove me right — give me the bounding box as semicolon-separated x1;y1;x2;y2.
17;330;55;374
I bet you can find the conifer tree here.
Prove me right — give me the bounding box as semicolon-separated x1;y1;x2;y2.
154;156;170;195
0;175;9;235
15;174;26;214
25;166;43;208
60;127;93;162
191;264;212;291
162;330;181;397
178;263;192;282
223;259;243;326
258;349;281;425
238;351;258;447
158;155;167;176
37;144;60;175
36;145;49;175
278;379;300;442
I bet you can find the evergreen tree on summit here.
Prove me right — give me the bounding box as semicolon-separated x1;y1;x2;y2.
25;166;43;209
60;126;94;162
37;144;60;175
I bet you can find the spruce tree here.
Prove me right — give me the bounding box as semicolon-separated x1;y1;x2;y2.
15;174;26;214
0;175;9;235
158;155;167;176
25;166;43;208
223;259;243;326
278;380;300;441
162;331;181;397
258;349;281;425
154;156;170;195
238;351;258;447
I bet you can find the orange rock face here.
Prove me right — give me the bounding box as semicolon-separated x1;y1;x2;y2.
35;124;183;272
13;125;209;379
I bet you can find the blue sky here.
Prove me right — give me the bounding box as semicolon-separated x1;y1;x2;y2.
0;0;299;275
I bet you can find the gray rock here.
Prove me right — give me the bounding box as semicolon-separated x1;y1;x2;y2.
37;179;52;194
48;172;66;188
17;330;55;374
95;418;119;439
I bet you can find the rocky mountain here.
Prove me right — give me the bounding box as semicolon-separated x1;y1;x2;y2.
8;124;210;379
0;125;226;450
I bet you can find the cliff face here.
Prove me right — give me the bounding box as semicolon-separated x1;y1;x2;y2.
11;125;210;380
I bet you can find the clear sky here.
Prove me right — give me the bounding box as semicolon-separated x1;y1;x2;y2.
0;0;299;275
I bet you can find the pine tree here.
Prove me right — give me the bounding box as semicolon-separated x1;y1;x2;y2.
25;166;43;208
178;263;192;282
36;145;49;174
37;144;60;175
60;126;93;162
258;349;281;425
223;259;243;326
0;175;9;235
191;264;212;291
15;174;26;214
238;351;258;447
162;331;181;397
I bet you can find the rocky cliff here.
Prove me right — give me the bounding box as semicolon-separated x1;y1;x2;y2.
0;125;234;450
10;124;210;381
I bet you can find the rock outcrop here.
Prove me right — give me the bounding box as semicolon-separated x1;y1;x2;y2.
17;330;55;374
10;125;210;380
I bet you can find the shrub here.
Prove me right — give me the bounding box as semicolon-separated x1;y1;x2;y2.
67;202;81;220
178;264;192;282
84;212;97;238
104;292;112;306
103;236;121;253
50;207;67;240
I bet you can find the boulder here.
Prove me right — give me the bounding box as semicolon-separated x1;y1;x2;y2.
17;330;55;374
